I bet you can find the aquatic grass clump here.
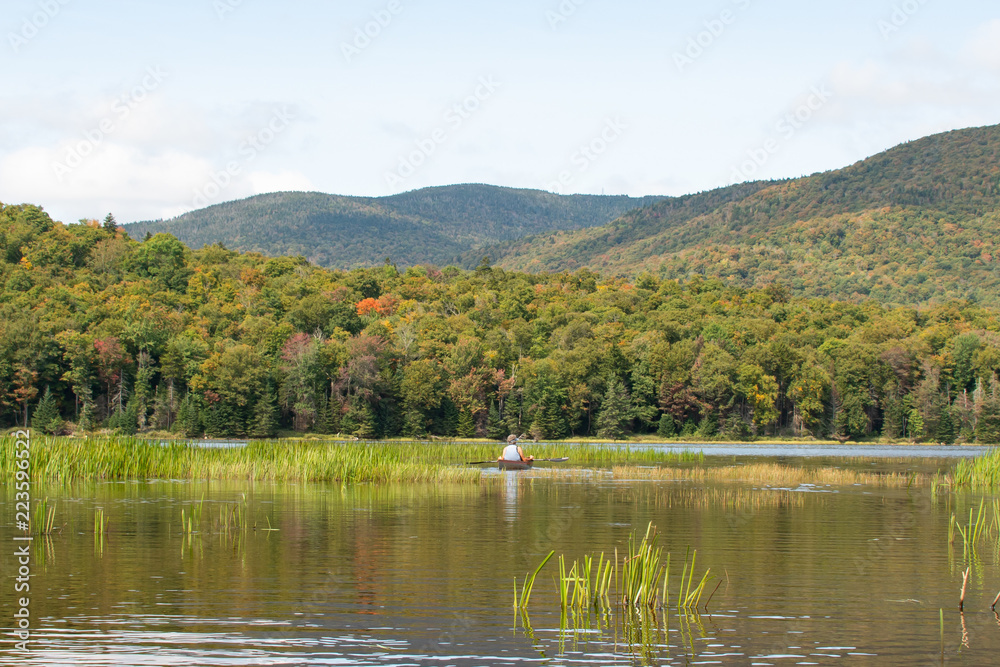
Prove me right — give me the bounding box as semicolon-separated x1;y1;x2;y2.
952;448;1000;489
33;498;56;535
950;498;1000;562
621;522;667;610
556;552;615;613
522;522;713;616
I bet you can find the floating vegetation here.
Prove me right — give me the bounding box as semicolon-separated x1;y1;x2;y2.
611;463;928;488
952;448;1000;489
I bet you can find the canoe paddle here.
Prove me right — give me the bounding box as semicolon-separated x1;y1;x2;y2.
466;457;569;465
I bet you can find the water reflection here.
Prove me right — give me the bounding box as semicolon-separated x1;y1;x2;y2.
503;471;520;522
1;476;999;665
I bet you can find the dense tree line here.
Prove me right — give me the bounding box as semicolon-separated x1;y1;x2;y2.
125;186;660;270
5;202;1000;443
490;125;1000;307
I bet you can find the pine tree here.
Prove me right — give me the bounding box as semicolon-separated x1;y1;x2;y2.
78;399;94;433
435;398;459;436
315;394;331;434
596;379;632;441
976;399;1000;444
176;393;203;438
108;398;138;435
403;409;426;437
103;213;117;234
696;413;718;439
656;413;675;438
249;390;279;438
486;401;506;440
935;403;956;444
457;409;476;438
32;386;62;435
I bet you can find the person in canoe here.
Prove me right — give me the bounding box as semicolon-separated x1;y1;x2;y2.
498;434;534;464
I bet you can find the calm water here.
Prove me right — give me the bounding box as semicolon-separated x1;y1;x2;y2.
2;460;999;665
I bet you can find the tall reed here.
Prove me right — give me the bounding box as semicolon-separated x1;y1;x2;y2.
532;522;713;616
515;550;554;609
952;448;1000;489
33;498;56;535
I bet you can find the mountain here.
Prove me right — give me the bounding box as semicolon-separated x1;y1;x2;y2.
125;185;663;269
481;124;1000;306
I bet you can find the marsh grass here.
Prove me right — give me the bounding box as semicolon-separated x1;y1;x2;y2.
611;463;928;487
529;522;712;615
952;448;1000;489
525;522;713;662
0;435;702;483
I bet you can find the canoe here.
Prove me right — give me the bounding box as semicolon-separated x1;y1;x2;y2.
498;459;534;471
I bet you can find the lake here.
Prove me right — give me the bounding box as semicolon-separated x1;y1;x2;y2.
2;451;999;665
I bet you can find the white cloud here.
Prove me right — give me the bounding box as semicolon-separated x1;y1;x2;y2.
966;20;1000;70
0;143;214;223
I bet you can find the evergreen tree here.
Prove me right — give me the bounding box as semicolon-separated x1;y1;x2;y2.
596;379;632;441
103;213;118;234
32;386;62;435
976;399;1000;444
346;403;375;439
78;399;94;433
457;409;476;438
935;403;956;444
435;397;459;436
530;391;560;440
107;398;138;435
543;397;568;439
907;407;924;440
249;389;279;438
176;393;204;438
696;413;718;439
656;413;675;438
315;394;331;434
486;401;506;440
356;403;376;439
403;409;426;437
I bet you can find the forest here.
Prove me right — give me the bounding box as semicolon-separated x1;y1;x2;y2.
125;185;661;270
484;124;1000;307
4;201;1000;443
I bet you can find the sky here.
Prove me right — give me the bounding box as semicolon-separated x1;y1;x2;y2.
0;0;998;224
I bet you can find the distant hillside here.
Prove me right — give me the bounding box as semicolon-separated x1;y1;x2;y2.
484;124;1000;306
125;185;662;269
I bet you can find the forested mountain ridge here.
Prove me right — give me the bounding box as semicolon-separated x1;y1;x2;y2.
486;124;1000;307
125;185;663;269
5;200;1000;445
